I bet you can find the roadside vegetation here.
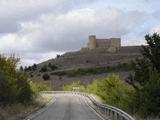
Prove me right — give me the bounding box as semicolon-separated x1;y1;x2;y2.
127;33;160;118
0;55;52;120
86;74;134;112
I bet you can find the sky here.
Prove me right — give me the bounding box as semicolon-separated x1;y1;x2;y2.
0;0;160;66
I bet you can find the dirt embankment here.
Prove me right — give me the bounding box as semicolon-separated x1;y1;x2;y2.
0;94;53;120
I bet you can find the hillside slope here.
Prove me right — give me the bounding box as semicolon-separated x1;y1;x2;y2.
38;46;141;70
26;46;141;90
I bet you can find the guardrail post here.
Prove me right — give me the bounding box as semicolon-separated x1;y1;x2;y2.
107;109;109;116
112;111;114;120
116;113;119;120
114;113;118;120
119;116;124;120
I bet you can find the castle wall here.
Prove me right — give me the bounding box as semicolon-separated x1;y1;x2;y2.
110;38;121;50
96;39;111;48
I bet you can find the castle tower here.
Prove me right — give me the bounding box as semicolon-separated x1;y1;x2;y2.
88;35;97;50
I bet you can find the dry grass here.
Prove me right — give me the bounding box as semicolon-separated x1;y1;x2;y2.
0;94;53;120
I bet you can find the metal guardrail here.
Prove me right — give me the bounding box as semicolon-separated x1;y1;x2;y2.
41;91;135;120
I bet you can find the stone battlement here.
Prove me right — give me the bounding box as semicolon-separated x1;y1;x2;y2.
81;35;121;53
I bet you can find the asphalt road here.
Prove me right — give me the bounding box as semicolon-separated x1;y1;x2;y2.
33;94;102;120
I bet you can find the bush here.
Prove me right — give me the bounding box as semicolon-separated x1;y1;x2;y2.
87;74;134;112
48;63;57;71
56;54;60;58
40;65;48;72
0;73;16;105
132;71;160;117
42;74;50;80
0;55;33;105
29;81;52;93
16;73;33;103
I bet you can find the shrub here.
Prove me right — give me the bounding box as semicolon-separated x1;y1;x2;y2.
132;71;160;117
0;55;33;105
33;64;37;68
29;81;52;93
16;73;33;103
20;66;24;71
87;74;134;112
0;73;16;105
42;74;50;80
48;63;58;71
40;65;48;72
56;54;60;58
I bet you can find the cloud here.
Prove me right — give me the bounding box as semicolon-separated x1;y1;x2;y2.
0;8;148;52
150;25;160;34
0;0;158;66
19;51;64;66
0;0;60;32
0;0;97;33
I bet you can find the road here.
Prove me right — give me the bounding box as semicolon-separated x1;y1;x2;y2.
33;94;102;120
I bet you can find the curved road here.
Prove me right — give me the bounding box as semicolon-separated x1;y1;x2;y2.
33;94;102;120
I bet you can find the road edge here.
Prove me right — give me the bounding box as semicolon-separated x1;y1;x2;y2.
24;95;56;120
82;95;106;120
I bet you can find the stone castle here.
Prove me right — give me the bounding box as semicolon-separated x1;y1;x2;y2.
81;35;121;53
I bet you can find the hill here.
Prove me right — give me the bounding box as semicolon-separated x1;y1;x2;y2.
26;46;142;90
39;46;141;70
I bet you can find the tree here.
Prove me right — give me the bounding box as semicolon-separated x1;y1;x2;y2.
128;33;160;89
128;33;160;117
142;33;160;72
24;66;28;71
40;65;48;72
20;66;24;71
0;55;33;105
33;64;37;68
56;54;60;59
127;58;150;89
31;64;37;71
48;63;57;71
42;73;50;80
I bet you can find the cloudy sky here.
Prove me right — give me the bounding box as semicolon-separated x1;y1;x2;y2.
0;0;160;66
